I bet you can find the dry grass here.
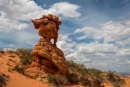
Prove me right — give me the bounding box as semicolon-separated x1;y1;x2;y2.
47;74;67;87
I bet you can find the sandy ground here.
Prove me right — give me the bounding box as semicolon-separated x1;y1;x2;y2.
0;53;52;87
0;52;130;87
123;77;130;87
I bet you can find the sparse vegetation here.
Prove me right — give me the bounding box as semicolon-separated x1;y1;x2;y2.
66;60;87;75
6;50;15;54
66;60;125;87
92;78;104;87
4;48;126;87
6;48;32;75
80;76;91;86
0;73;9;87
13;64;26;74
0;75;6;87
47;74;67;87
9;55;15;57
16;48;32;65
66;73;79;84
6;48;33;65
107;70;125;87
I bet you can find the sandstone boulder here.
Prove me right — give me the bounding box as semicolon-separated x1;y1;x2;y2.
30;38;69;74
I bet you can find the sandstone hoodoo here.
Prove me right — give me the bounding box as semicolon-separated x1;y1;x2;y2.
26;14;69;74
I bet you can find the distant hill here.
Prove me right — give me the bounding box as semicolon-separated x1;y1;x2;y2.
117;72;130;75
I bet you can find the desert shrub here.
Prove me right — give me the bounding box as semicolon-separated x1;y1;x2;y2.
107;70;117;81
66;60;104;86
9;55;15;57
92;78;104;87
107;70;125;87
8;59;13;61
80;76;91;86
8;59;16;63
85;68;102;75
66;73;79;84
66;60;86;75
47;74;67;87
13;64;26;74
0;50;4;54
6;50;15;54
15;48;32;56
85;68;103;82
20;56;32;65
0;75;6;87
16;48;32;65
66;60;79;70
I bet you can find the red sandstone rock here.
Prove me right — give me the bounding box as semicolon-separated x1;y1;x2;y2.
26;14;69;75
24;67;47;78
31;14;61;46
31;38;69;74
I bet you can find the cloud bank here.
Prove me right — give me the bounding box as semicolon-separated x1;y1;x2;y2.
0;0;80;32
75;20;130;43
57;19;130;72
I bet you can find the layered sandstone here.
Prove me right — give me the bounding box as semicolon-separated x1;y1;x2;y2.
25;14;69;76
30;38;69;74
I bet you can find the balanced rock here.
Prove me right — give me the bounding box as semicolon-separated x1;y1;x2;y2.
25;14;69;76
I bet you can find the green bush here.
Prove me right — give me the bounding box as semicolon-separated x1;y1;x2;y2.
107;70;116;81
107;70;125;87
66;73;79;84
92;78;104;87
6;50;15;54
47;74;67;87
80;76;91;86
0;75;6;87
66;60;105;87
13;64;26;74
85;68;102;75
66;60;86;75
9;55;15;57
16;48;32;65
20;56;32;65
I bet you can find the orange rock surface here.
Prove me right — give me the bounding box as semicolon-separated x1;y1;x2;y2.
28;14;69;75
31;14;61;46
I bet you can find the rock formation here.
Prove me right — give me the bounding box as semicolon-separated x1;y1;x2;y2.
31;14;61;47
25;14;69;76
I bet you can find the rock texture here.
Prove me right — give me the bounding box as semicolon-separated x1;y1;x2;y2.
30;38;69;74
24;67;48;78
25;14;69;76
31;14;61;46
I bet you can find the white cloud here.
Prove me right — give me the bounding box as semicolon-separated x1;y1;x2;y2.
72;20;130;70
9;44;15;47
0;0;81;32
3;48;16;51
72;42;118;59
74;27;100;40
117;49;130;56
48;2;81;18
63;37;130;70
74;20;130;43
75;16;88;21
115;38;130;46
57;34;76;54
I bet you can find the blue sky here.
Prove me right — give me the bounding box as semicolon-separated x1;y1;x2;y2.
0;0;130;72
